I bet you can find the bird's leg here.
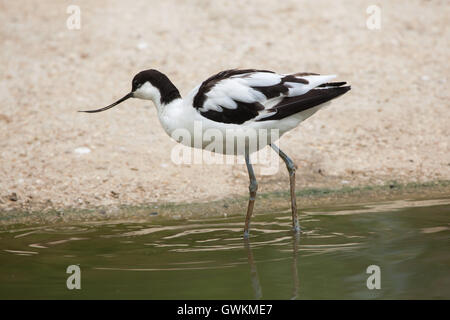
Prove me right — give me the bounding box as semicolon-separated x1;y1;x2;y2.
270;143;300;233
244;151;258;238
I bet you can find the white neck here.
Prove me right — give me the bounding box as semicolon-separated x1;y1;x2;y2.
133;81;189;136
134;82;163;110
156;98;187;136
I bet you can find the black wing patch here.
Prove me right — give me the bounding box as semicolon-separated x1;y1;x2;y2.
251;75;309;99
257;83;350;122
200;101;265;125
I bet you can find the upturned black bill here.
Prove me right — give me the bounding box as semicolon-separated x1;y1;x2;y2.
78;92;133;113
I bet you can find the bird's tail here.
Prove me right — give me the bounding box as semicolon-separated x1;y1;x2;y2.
259;82;350;121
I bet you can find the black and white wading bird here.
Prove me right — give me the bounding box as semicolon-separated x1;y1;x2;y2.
80;69;350;237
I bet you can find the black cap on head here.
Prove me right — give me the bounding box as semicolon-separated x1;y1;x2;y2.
131;69;181;104
132;69;161;91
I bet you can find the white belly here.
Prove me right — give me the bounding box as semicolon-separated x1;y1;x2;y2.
158;100;326;155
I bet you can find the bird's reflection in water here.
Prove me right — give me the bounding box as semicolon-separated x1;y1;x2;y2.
244;238;263;299
244;234;300;299
291;233;300;300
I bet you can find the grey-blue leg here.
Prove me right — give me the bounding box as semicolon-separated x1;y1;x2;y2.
244;151;258;238
270;143;300;233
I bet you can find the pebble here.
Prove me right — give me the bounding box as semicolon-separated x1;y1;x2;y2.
110;191;119;198
137;42;148;50
74;147;91;155
9;192;18;201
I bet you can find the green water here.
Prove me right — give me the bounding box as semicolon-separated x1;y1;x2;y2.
0;198;449;299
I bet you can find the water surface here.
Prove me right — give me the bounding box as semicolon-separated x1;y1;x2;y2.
0;198;449;299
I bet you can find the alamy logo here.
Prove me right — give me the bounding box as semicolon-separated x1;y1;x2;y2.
170;121;281;175
66;265;81;290
66;5;81;30
366;5;381;30
366;265;381;289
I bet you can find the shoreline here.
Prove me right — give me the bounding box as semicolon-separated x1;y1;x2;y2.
1;2;449;227
1;180;449;227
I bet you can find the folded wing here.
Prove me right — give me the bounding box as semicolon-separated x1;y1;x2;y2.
191;69;350;124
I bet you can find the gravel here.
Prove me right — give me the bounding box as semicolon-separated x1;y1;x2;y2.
0;1;449;212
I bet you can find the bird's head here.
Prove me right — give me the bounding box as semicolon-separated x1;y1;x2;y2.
131;69;166;101
79;69;180;113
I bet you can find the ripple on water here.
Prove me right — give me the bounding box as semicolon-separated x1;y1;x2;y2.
0;198;448;299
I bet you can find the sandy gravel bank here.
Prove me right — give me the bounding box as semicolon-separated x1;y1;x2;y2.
1;1;449;213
